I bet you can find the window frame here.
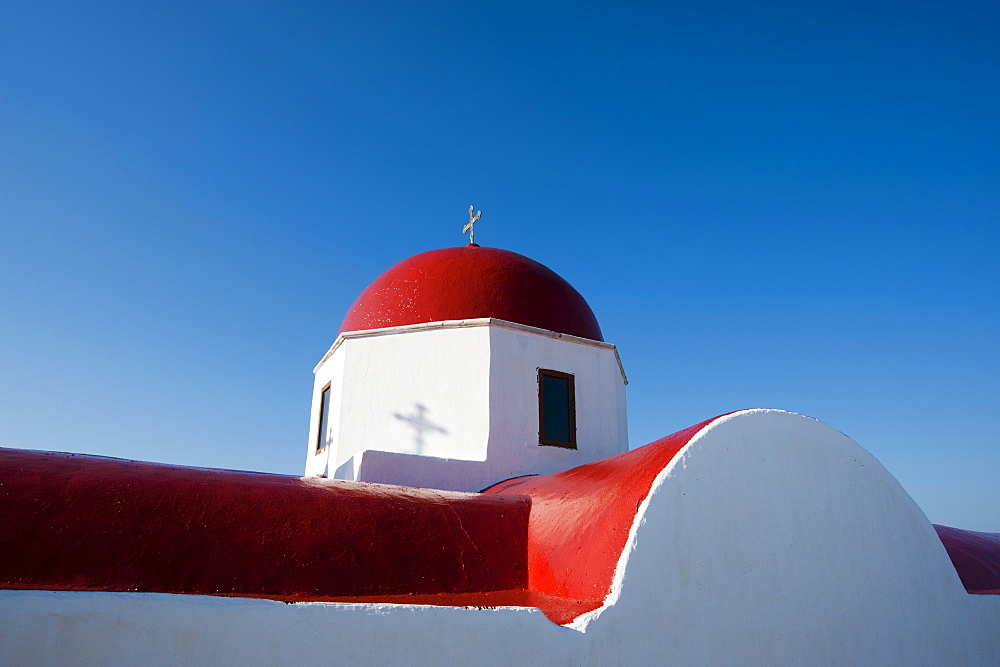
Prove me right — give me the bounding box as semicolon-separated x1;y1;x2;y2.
315;382;332;453
537;368;577;449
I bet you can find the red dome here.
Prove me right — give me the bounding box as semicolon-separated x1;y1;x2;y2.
339;245;603;341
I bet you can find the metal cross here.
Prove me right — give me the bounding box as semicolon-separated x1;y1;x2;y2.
463;205;482;244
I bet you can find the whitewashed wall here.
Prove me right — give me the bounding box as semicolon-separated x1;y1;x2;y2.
303;345;345;478
0;591;573;666
576;410;1000;664
4;411;999;665
482;324;628;477
304;320;628;491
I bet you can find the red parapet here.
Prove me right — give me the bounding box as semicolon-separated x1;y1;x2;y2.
486;415;725;624
0;415;723;625
934;524;1000;594
0;448;529;600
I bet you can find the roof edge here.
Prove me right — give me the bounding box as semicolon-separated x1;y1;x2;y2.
315;318;627;384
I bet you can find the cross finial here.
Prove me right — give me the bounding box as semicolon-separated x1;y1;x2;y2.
463;205;482;245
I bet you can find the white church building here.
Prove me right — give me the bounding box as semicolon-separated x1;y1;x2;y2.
304;244;628;491
1;241;998;664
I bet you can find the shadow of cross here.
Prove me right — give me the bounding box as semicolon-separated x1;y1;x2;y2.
393;403;448;454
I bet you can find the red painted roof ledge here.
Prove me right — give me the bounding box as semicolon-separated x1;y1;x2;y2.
2;416;998;626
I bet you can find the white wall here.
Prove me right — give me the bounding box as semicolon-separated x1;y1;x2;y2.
579;410;1000;664
303;345;345;478
5;410;1000;664
482;325;628;477
0;591;577;666
304;320;628;491
341;326;492;467
304;325;492;480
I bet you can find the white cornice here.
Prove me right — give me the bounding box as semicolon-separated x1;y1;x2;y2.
314;318;628;384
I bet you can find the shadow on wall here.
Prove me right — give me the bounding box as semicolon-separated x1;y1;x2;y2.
393;403;448;455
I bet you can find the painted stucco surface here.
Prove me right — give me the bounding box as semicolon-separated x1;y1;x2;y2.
311;325;493;480
304;341;345;476
0;593;573;666
3;411;998;664
934;524;1000;594
485;416;717;623
306;321;627;491
485;324;628;476
572;410;1000;663
0;449;529;600
338;245;604;341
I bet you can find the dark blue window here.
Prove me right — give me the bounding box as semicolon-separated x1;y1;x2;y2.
539;369;576;448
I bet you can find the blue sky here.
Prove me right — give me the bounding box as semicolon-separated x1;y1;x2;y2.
2;1;997;529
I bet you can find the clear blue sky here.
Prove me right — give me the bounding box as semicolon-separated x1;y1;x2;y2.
2;1;997;530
